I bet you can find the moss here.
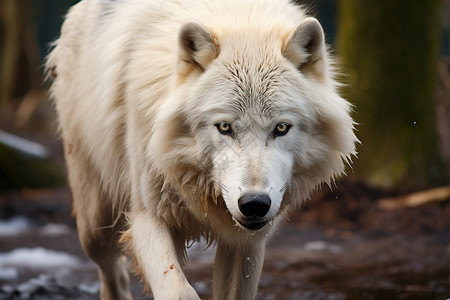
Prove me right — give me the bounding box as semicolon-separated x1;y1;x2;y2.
0;143;65;191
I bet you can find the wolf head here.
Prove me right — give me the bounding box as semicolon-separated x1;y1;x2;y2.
150;18;357;232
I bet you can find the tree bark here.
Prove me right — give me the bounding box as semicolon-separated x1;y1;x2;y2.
337;1;448;188
0;0;40;108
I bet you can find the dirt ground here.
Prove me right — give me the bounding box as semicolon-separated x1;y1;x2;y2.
0;118;449;299
0;179;449;300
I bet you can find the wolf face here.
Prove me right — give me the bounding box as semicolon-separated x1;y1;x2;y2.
151;18;356;232
170;18;356;231
186;68;311;230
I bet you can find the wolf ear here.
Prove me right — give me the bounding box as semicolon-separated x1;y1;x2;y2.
178;20;220;73
283;18;326;80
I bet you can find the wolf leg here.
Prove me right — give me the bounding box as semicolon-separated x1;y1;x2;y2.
72;174;132;300
212;238;266;300
127;211;200;300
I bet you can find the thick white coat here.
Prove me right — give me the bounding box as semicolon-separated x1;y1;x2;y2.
47;0;357;299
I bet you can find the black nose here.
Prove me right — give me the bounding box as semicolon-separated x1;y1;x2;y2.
238;193;271;218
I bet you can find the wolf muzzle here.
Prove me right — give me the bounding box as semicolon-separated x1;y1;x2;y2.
237;193;271;230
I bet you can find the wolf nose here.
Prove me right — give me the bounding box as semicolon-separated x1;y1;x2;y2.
238;193;271;218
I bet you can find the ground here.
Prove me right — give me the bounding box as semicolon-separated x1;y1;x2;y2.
0;180;449;300
0;116;449;300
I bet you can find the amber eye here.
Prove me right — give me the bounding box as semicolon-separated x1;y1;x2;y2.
273;122;291;137
216;121;232;135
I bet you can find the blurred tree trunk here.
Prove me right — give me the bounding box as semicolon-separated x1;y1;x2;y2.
337;1;449;189
0;0;41;110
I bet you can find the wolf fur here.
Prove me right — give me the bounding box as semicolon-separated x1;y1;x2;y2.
46;0;357;299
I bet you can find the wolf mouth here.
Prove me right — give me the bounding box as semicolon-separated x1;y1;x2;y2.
237;219;268;231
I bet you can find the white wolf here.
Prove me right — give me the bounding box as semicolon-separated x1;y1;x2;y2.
46;0;357;299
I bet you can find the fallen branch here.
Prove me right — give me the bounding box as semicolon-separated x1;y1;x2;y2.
378;186;450;210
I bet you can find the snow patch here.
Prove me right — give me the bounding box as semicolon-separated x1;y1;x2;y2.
78;282;101;294
38;223;71;236
0;217;30;237
304;241;343;254
0;130;50;158
0;267;18;280
0;247;80;269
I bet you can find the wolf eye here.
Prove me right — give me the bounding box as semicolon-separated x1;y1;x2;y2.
273;122;291;137
216;121;232;135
